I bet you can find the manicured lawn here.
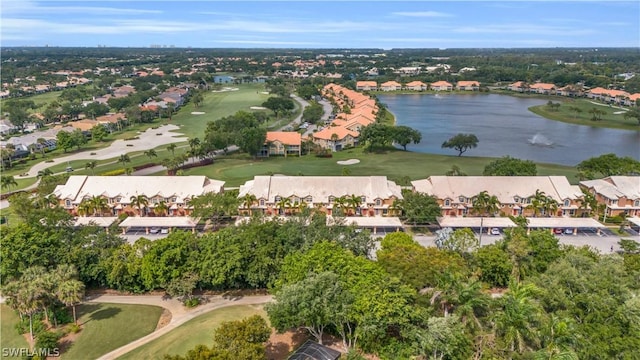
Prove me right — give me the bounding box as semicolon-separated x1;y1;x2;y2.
0;91;63;112
0;305;29;355
62;303;163;360
164;84;271;139
183;147;579;187
529;98;638;131
118;305;266;360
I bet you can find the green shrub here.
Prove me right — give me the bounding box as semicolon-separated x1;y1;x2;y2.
118;212;129;221
184;298;201;308
35;330;60;353
100;169;125;176
67;323;81;334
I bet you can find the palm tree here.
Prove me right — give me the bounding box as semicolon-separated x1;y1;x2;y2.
347;194;362;216
293;200;308;214
527;190;547;217
275;197;292;215
494;281;542;354
1;175;18;190
57;279;85;325
144;149;157;161
118;154;131;170
334;196;349;215
188;137;201;152
577;188;597;218
242;194;257;215
473;191;500;217
568;106;582;119
165;103;175;121
84;161;97;175
130;194;149;216
167;143;177;157
445;165;467;176
90;195;108;216
77;199;93;217
543;196;559;217
154;201;168;216
445;279;490;333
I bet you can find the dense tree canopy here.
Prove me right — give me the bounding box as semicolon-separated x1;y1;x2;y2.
441;133;479;156
577;153;640;179
483;156;538;176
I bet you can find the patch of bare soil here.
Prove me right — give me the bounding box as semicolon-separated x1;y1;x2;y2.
53;326;81;359
155;309;172;330
265;328;308;360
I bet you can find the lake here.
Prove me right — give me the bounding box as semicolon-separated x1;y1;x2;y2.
378;93;640;166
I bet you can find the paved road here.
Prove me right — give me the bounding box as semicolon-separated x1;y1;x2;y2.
131;145;239;176
89;294;272;360
302;98;333;137
19;125;187;179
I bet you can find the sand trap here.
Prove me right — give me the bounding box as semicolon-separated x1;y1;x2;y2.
613;111;627;114
250;106;267;110
191;111;205;115
211;87;239;93
260;91;270;94
337;159;360;165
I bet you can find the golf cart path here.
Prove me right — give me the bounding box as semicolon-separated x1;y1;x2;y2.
89;294;272;360
20;125;188;178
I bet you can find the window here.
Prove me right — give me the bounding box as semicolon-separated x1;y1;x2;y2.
259;199;265;206
635;200;640;207
152;198;159;204
116;197;122;203
65;199;71;207
564;199;570;207
361;196;366;204
108;198;114;204
275;196;282;202
444;199;450;206
514;196;520;203
611;199;618;205
291;196;299;203
171;197;177;203
459;196;466;203
328;196;335;204
305;196;313;203
375;199;382;206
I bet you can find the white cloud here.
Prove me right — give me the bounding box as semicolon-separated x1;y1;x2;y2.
453;24;596;36
2;0;162;15
392;11;453;17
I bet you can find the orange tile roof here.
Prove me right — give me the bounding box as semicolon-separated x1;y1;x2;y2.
529;83;556;90
628;93;640;101
96;113;125;123
313;126;358;141
331;119;348;126
356;81;377;87
380;81;401;87
431;81;453;87
405;81;427;87
457;81;480;87
509;81;525;87
69;119;98;131
266;131;301;146
589;87;630;98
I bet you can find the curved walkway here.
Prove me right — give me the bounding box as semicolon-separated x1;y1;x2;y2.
88;294;273;360
20;124;188;179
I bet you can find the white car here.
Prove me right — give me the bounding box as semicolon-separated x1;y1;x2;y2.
160;228;169;234
149;227;160;234
490;228;501;235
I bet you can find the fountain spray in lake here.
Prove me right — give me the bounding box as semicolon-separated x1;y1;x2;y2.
528;133;554;147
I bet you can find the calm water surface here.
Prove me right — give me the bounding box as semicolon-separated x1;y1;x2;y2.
378;93;640;166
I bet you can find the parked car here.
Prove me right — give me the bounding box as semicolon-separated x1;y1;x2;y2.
553;228;563;235
564;228;574;235
490;228;501;235
65;166;74;172
160;228;169;234
149;227;160;234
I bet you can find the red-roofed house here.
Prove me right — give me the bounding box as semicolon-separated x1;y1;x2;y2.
379;81;402;91
312;126;359;151
508;81;528;92
356;81;378;91
404;81;427;91
529;83;556;95
430;81;453;91
456;81;480;91
260;131;302;157
628;93;640;106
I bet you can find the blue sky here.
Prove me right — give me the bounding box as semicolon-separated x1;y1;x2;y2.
2;1;639;48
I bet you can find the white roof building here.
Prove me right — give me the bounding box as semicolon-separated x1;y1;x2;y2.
580;176;640;200
412;176;583;203
238;175;403;206
53;175;225;204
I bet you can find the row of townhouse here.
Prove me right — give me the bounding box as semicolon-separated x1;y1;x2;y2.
52;175;639;222
508;81;640;106
356;80;481;92
314;83;379;151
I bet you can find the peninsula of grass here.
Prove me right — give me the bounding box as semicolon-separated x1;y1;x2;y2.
529;99;638;131
61;303;163;360
1;305;29;353
182;147;579;187
118;305;266;360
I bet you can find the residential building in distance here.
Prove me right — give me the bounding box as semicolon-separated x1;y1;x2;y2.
529;83;556;95
508;81;528;92
355;81;378;91
312;126;359;151
430;81;453;91
579;176;640;218
238;175;403;217
412;176;586;217
404;81;428;91
259;131;301;157
379;81;402;91
456;80;480;91
53;175;225;217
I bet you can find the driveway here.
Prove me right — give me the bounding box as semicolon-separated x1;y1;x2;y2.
20;125;188;179
88;294;272;360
